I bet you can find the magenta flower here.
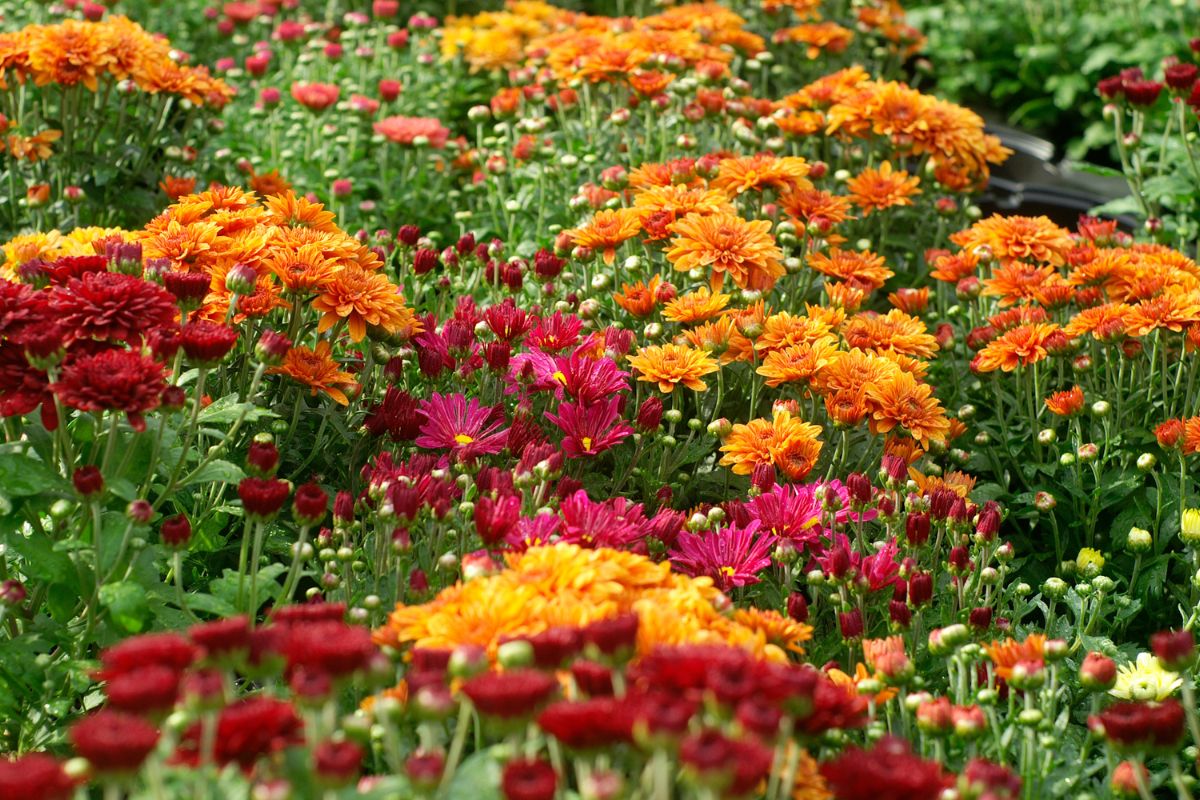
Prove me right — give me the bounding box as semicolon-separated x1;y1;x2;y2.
558;490;648;549
506;514;562;551
527;311;582;353
746;483;824;547
415;393;508;459
505;350;561;396
670;521;776;592
861;537;901;591
544;396;633;458
554;351;629;406
813;533;861;581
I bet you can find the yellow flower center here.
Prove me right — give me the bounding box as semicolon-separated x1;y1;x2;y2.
454;433;474;445
581;436;593;451
553;370;567;385
720;566;736;577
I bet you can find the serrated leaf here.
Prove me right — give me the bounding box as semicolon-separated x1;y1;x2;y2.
182;459;246;487
99;581;149;634
198;394;279;425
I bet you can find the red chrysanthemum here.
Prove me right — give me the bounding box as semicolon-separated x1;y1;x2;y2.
237;477;291;522
104;665;181;716
97;632;198;680
0;753;76;800
51;271;177;345
180;320;238;366
53;349;166;430
176;697;304;769
282;620;376;678
820;736;946;799
462;670;559;719
0;343;57;429
70;710;160;774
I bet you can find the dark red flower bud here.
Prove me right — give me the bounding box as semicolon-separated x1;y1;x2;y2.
845;472;872;505
908;572;933;606
255;330;292;366
397;225;421;247
70;711;159;774
636;396;663;432
73;465;105;498
838;609;863;640
1124;79;1163;107
501;758;557;800
1080;652;1118;691
162;271;212;311
786;591;809;623
333;491;354;525
889;599;912;628
314;740;364;787
1166;63;1199;91
905;512;930;546
1151;630;1196;671
751;462;776;493
160;385;187;412
969;606;993;630
293;482;329;526
948;546;971;572
161;514;192;548
238;477;291;522
246;440;280;476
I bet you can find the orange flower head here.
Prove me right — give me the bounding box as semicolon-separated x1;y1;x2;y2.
719;408;823;480
824;281;866;311
780;187;854;227
864;371;950;447
757;340;840;388
1045;386;1084;417
569;208;642;266
973;323;1060;373
929;250;979;283
756;311;837;354
312;265;421;342
268;341;358;405
666;212;784;292
950;214;1073;266
712;153;812;197
663;286;730;323
843;309;938;358
1063;303;1133;341
846;161;920;215
627;343;719;393
808;248;893;292
264;190;338;232
984;634;1046;681
613;275;662;318
266;242;339;295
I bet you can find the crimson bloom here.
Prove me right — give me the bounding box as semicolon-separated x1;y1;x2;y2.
669;521;776;592
501;758;557;800
177;697;303;768
820;736;946;800
374;115;450;148
461;670;558;719
180;321;238;366
70;711;160;774
544;397;633;458
53;349;166;431
51;271;177;345
415;393;509;459
0;753;75;800
238;477;291;522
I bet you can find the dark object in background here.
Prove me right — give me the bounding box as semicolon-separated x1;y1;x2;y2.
979;121;1137;230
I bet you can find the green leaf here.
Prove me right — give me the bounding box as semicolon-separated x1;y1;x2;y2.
99;581;149;634
182;460;246;487
198;395;279;425
445;748;504;800
183;592;239;618
4;530;77;586
0;452;67;497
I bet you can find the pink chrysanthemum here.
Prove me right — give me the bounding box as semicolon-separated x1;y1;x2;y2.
415;392;508;459
557;490;648;549
670;521;776;592
544;397;633;458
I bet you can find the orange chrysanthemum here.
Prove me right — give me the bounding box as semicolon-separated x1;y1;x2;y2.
569;208;642;266
663;287;730;323
1062;303;1133;340
950;214;1073;266
269;341;358;406
756;311;837;354
972;323;1060;372
982;263;1062;307
757;340;840;388
263;190;339;232
984;634;1046;681
683;317;745;365
780;187;854;227
1045;386;1084;417
719;409;823;481
864;371;950;447
711;154;812;197
843;309;938;358
311;265;421;342
929;250;979;283
846;161;920;215
807;248;893;292
627;343;719;393
613;275;662;318
666;212;784;292
265;242;339;295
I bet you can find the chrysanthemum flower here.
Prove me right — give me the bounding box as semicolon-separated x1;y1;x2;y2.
846;161;920;215
544;396;633;458
670;521;776;592
983;634;1046;681
864;371;950;447
268;341;357;405
51;271;177;345
662;287;730;323
373;115;451;148
627;343;719;393
612;275;661;318
312;265;420;342
568;209;642;266
757;340;840;387
973;323;1060;372
719;409;823;480
807;249;894;292
950;214;1074;266
290;81;340;112
712;154;812;196
53;349;166;430
265;242;339;295
415;393;509;458
666;212;784;292
843;309;938;358
1111;653;1184;701
1045;386;1084;416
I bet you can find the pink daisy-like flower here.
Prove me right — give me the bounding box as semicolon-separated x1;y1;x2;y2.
415;393;508;459
526;312;582;353
746;483;824;546
373;115;450;148
670;521;776;592
558;490;648;550
544;397;633;458
861;537;901;591
506;513;562;551
553;351;629;406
